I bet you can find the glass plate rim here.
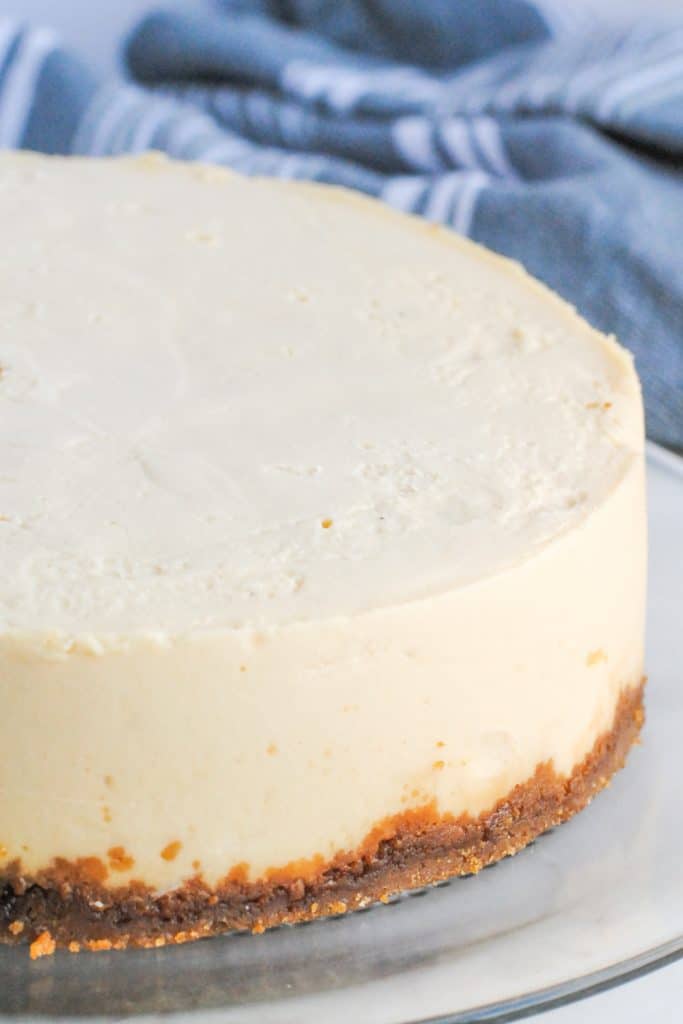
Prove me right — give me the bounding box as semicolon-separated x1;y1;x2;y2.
411;936;683;1024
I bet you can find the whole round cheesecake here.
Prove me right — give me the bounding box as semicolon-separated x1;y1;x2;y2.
0;153;646;956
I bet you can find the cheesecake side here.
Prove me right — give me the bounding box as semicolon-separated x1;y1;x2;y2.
0;153;646;953
2;683;644;955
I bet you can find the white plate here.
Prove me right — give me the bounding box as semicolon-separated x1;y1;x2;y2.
2;444;681;1024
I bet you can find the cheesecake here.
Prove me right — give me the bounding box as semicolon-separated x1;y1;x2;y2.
0;153;646;955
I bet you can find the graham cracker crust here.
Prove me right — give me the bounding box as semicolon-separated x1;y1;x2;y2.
1;682;644;957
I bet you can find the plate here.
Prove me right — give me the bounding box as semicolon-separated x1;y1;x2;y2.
2;443;681;1024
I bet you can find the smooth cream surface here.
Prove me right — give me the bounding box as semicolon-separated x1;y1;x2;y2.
0;152;642;634
0;153;645;889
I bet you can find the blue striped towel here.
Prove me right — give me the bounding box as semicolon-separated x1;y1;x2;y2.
0;2;681;447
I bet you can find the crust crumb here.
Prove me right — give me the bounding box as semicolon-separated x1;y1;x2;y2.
586;649;608;666
432;760;445;770
30;931;55;960
70;856;108;885
68;941;81;953
160;841;182;862
108;846;135;872
173;929;203;945
8;921;24;936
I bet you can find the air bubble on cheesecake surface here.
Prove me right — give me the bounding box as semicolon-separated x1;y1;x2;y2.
287;287;311;304
185;229;219;246
264;463;322;477
565;491;588;509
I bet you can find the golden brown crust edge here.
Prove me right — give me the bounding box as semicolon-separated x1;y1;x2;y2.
1;681;645;957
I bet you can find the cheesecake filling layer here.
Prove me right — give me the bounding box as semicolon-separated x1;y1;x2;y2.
0;456;645;892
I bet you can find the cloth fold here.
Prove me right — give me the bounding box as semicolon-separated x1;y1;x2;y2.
0;2;681;445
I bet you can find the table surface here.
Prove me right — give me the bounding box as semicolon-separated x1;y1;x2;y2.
4;1;683;1020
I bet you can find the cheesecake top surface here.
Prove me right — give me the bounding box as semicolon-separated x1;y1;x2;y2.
0;153;643;636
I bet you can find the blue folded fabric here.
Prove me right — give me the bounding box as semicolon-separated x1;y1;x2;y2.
0;3;681;447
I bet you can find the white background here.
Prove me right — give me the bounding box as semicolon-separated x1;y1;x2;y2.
3;1;682;1020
